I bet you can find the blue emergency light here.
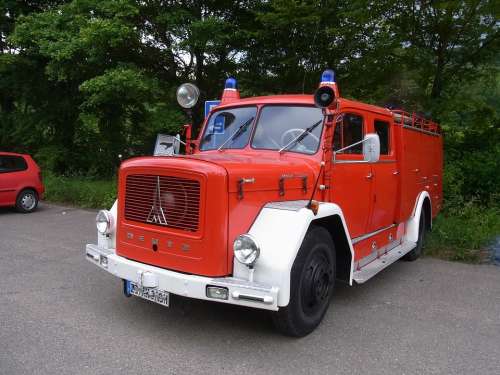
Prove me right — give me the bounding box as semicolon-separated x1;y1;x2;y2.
321;69;335;84
225;77;237;89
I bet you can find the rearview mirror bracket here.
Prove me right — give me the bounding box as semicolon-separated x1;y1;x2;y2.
333;133;380;163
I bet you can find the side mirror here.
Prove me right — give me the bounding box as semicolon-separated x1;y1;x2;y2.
362;133;380;163
153;134;182;156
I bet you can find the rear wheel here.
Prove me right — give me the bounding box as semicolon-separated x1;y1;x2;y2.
404;207;427;261
16;189;38;213
272;226;335;337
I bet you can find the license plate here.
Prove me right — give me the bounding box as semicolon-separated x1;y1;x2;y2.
126;281;170;307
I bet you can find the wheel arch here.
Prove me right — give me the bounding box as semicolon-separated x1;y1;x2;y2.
310;215;353;284
234;202;354;307
405;191;432;243
16;186;39;199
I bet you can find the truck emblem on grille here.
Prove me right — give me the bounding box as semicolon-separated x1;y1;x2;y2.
147;176;168;226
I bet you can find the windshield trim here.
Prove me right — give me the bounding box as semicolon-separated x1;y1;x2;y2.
198;103;325;156
250;104;325;155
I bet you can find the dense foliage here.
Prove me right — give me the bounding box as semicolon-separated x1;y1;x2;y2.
1;1;499;213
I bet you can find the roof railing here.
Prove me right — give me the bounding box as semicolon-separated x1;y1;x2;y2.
391;110;441;135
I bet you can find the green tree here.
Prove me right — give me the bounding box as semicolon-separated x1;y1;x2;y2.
1;0;499;201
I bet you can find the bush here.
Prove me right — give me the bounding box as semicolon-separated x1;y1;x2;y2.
43;173;116;209
41;172;499;263
426;202;500;263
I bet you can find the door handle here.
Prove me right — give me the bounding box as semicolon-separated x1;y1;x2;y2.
392;170;399;175
365;172;373;180
413;168;420;173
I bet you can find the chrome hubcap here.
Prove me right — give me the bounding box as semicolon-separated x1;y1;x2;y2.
21;193;36;210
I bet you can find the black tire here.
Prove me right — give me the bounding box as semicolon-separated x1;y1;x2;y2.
15;189;39;213
272;226;336;337
403;207;427;261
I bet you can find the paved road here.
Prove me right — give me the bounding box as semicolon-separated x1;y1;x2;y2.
1;203;499;375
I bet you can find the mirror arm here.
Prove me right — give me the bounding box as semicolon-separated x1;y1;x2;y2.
174;137;186;146
332;134;380;163
333;137;368;161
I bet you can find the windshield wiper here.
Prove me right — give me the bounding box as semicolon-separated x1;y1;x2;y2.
217;116;255;151
279;119;323;153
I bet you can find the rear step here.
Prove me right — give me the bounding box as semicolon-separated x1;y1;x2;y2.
353;241;416;283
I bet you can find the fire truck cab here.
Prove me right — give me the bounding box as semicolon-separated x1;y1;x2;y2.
86;70;443;337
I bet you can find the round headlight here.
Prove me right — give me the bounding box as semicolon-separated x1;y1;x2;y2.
96;210;112;235
176;83;200;109
233;234;260;266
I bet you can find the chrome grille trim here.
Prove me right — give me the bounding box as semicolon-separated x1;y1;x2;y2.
124;174;201;232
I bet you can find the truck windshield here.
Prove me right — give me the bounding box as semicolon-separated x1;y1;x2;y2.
199;106;257;151
252;106;323;154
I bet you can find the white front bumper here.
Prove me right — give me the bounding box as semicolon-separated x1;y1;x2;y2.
85;244;279;311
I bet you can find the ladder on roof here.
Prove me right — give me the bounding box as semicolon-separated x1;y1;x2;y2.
392;110;441;135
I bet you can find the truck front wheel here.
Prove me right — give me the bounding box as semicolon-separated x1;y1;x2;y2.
272;226;335;337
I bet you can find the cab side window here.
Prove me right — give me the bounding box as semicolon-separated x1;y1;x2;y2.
0;156;28;173
374;120;390;155
333;113;364;154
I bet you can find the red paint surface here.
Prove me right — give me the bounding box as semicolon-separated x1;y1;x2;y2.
116;92;443;275
0;152;44;208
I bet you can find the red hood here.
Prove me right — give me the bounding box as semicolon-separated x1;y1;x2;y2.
185;152;319;195
116;152;320;277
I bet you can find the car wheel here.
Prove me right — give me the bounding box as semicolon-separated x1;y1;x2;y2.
272;226;335;337
403;208;427;261
16;189;39;213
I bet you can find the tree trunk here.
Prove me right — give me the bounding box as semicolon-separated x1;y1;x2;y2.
431;46;446;99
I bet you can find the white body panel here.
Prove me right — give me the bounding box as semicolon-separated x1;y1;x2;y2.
86;244;279;311
233;201;353;306
404;191;431;243
87;192;430;310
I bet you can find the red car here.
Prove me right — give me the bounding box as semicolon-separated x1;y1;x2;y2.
0;152;44;213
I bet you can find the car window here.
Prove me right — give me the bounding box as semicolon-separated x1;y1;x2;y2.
0;156;28;173
333;113;364;154
199;106;257;151
252;105;323;154
374;120;390;155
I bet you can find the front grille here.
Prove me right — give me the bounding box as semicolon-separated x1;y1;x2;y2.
124;174;201;232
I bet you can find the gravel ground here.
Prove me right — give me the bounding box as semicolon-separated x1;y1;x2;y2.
1;202;499;375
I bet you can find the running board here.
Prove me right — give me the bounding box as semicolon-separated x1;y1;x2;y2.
353;241;417;284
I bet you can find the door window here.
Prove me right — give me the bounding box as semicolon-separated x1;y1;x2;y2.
374;120;390;155
0;156;28;173
333;113;364;154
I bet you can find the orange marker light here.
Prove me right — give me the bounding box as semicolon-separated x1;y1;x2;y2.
308;200;320;215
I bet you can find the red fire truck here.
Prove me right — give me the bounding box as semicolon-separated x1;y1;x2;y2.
86;70;443;337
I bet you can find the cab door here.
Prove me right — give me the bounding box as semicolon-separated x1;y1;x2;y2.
329;112;373;239
367;118;399;232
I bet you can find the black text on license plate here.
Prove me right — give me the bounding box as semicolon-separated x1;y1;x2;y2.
127;281;170;307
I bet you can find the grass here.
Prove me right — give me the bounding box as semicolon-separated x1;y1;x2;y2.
42;173;499;263
43;173;116;209
425;203;500;263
